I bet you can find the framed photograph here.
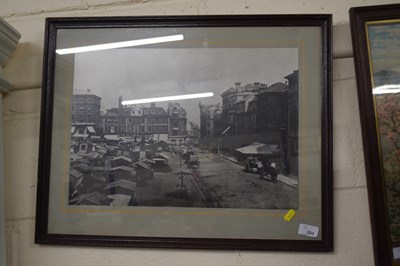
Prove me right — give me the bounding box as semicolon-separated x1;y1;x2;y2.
35;15;333;251
350;4;400;265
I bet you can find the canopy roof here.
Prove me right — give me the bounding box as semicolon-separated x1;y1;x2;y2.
104;179;137;191
152;153;170;160
235;142;279;155
111;156;132;163
172;169;193;176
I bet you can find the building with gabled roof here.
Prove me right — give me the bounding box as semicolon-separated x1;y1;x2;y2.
110;156;133;168
104;179;137;192
101;97;173;142
69;192;113;206
220;82;266;137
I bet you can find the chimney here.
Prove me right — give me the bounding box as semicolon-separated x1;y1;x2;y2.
235;82;241;92
118;96;123;108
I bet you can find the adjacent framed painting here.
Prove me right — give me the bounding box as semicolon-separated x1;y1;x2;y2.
350;3;400;265
35;15;333;251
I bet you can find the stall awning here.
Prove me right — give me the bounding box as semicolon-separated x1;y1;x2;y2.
152;153;170;160
87;126;95;133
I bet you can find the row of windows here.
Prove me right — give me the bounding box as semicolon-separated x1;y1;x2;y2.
73;97;100;104
237;102;245;112
147;109;163;115
72;105;100;113
170;130;187;136
104;125;168;133
72;115;99;122
125;110;142;115
225;111;284;128
149;126;168;133
104;118;168;125
122;109;164;115
73;105;173;117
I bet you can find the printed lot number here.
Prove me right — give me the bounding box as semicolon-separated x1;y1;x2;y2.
298;223;319;238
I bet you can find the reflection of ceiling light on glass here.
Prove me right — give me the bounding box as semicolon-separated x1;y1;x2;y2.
122;92;214;105
55;34;184;55
373;84;400;95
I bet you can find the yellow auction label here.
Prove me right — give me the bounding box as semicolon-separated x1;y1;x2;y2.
284;209;296;222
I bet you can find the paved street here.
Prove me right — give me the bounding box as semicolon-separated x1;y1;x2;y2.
135;149;298;209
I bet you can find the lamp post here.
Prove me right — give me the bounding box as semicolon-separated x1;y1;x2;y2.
217;137;221;155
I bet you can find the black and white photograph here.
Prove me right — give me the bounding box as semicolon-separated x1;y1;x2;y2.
68;47;299;210
35;15;332;250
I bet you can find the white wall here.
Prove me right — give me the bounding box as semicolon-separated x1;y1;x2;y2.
2;0;398;265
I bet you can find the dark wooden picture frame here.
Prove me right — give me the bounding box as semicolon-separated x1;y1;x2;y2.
350;4;400;265
35;15;333;251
